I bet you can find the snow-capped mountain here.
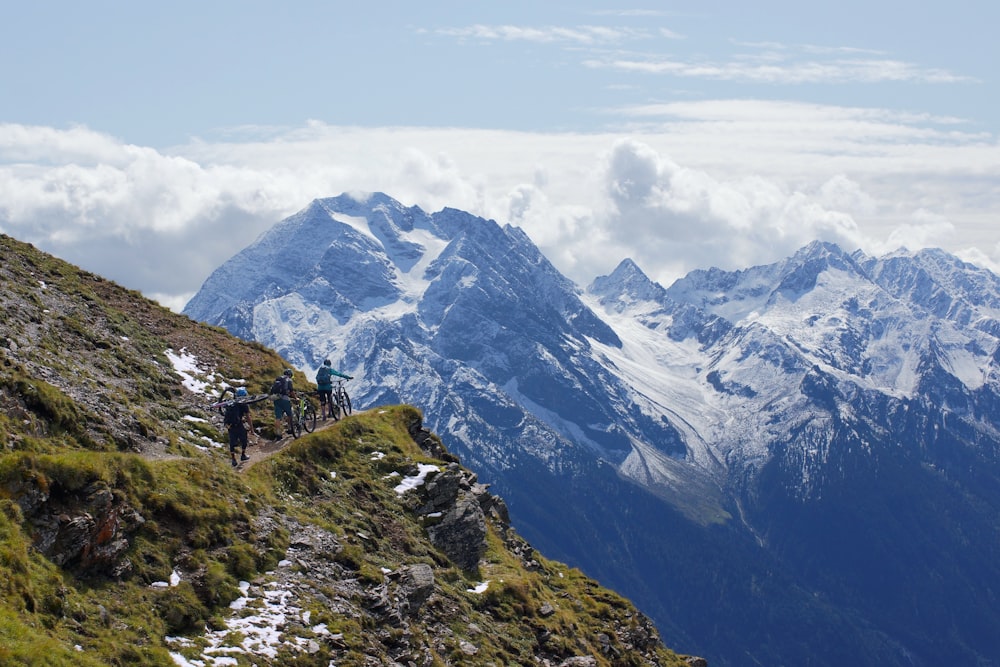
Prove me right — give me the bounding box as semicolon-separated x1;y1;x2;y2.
185;193;1000;667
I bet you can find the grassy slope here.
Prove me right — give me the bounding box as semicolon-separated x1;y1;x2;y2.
0;235;694;666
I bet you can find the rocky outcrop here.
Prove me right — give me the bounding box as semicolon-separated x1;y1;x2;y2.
406;418;516;572
406;414;459;463
14;478;145;578
411;462;488;570
406;416;513;571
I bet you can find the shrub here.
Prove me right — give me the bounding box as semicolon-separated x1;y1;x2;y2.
154;582;207;634
225;542;258;580
197;561;239;607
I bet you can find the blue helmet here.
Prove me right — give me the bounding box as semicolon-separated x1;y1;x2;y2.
235;387;248;397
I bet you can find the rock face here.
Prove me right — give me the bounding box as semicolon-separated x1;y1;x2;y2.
405;419;512;572
412;463;488;571
14;477;145;578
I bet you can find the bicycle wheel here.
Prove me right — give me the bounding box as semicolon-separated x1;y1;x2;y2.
302;402;316;433
290;410;301;439
340;390;352;416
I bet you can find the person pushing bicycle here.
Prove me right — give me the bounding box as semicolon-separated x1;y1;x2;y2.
270;368;296;439
315;359;353;420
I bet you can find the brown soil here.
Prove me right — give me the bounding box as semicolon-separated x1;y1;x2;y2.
237;412;350;471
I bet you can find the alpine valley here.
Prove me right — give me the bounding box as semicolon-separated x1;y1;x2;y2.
185;192;1000;667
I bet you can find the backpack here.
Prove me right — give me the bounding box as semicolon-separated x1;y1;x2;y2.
316;366;332;385
223;401;242;427
270;376;289;397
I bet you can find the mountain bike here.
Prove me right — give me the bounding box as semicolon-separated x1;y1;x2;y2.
330;379;352;421
291;393;317;437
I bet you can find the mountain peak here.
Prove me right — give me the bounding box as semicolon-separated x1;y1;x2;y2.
318;190;408;212
596;257;648;287
771;240;866;298
792;239;851;261
588;258;667;309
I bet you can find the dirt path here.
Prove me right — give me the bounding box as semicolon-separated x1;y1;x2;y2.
237;414;346;472
141;399;357;471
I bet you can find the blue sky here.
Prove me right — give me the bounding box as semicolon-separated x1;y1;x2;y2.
2;1;998;310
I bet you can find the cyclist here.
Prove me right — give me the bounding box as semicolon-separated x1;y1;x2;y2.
271;368;296;439
315;359;353;420
224;387;254;466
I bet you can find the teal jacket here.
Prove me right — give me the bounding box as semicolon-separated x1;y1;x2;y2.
316;366;352;390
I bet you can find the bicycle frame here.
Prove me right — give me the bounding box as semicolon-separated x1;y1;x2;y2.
293;394;317;435
330;380;352;420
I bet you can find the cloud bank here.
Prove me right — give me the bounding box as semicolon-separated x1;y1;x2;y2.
1;99;998;312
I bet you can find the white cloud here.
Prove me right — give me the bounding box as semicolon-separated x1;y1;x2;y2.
956;245;1000;277
589;138;867;283
0;123;130;164
884;210;956;251
576;35;974;85
436;24;651;45
584;54;972;84
433;20;972;87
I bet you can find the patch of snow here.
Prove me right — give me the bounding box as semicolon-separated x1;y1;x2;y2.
168;652;203;667
393;463;440;494
169;577;330;665
466;581;490;594
166;348;221;396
